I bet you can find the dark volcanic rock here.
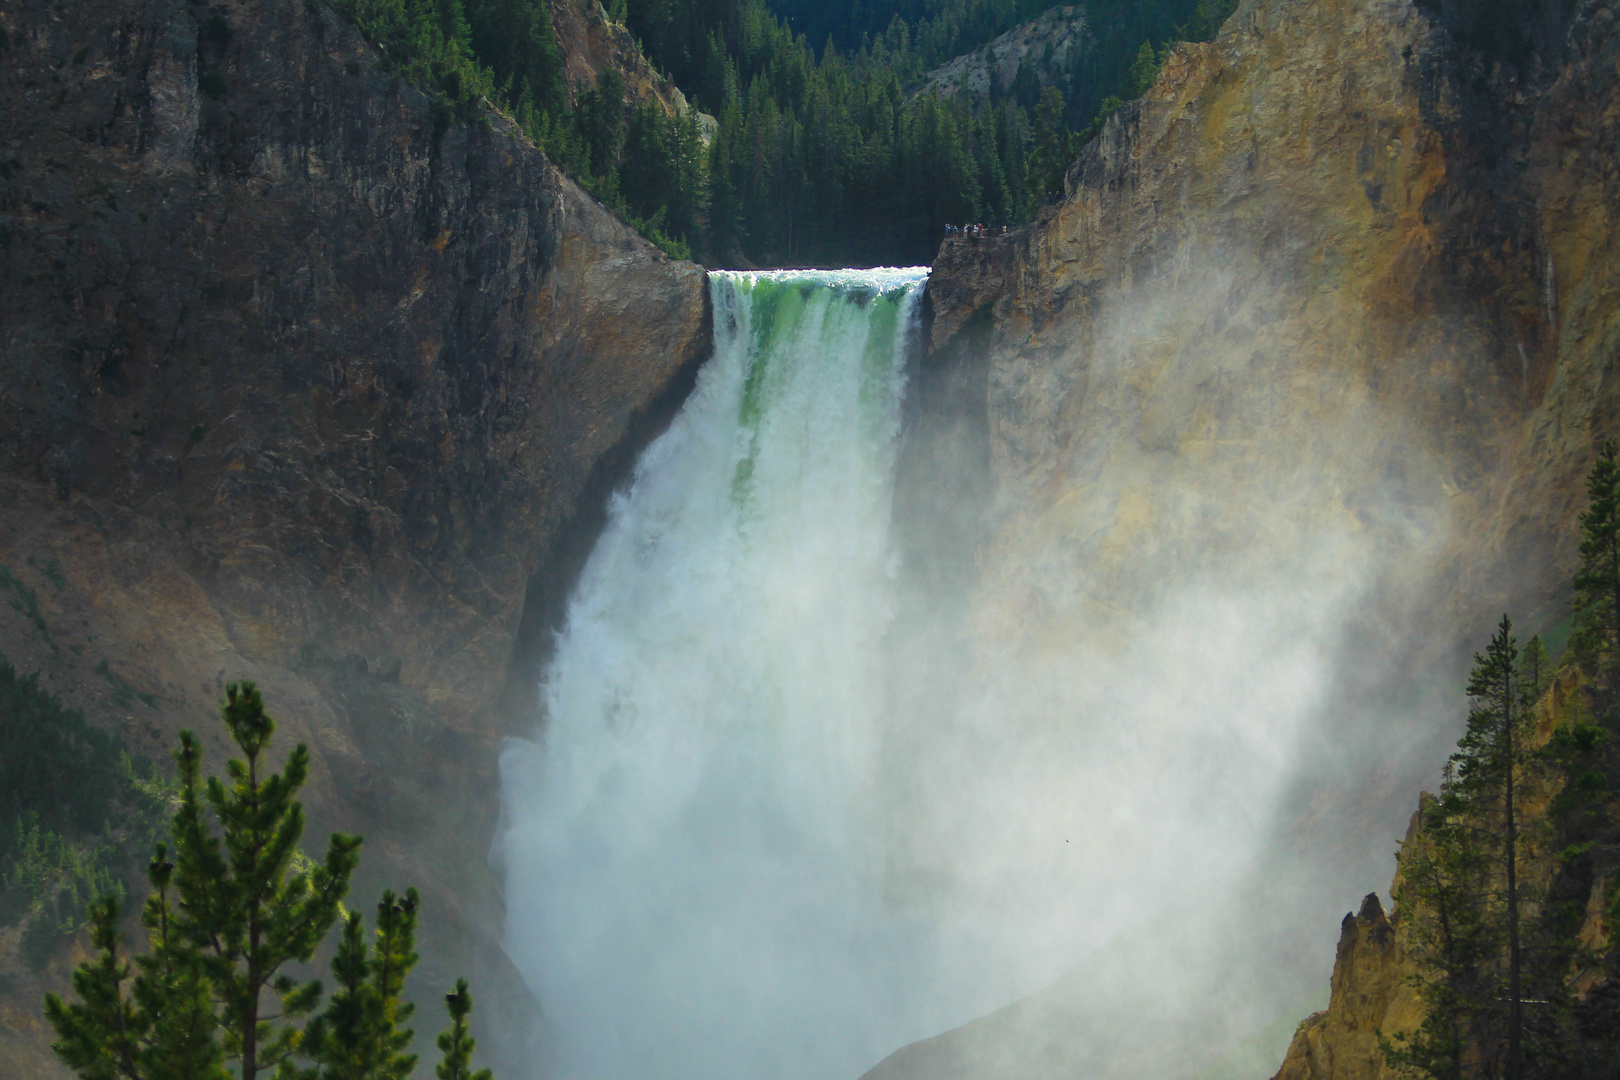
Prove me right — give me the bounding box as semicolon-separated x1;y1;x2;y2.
0;0;709;1066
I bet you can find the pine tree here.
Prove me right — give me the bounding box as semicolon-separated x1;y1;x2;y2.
301;914;371;1080
299;889;421;1080
1384;618;1539;1079
1383;796;1496;1080
707;128;746;262
1382;444;1620;1076
1519;635;1551;706
168;683;362;1080
44;684;493;1080
578;69;629;182
1026;85;1071;202
44;850;228;1080
1121;39;1163;97
435;980;492;1080
44;898;143;1080
367;890;420;1079
1574;439;1620;682
133;846;227;1080
1455;616;1530;1079
465;0;567;119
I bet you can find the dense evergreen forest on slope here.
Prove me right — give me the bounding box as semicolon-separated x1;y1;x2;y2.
336;0;1236;266
0;658;172;973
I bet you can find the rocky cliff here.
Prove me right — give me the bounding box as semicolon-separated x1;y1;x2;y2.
919;5;1088;101
0;0;709;1071
1272;890;1425;1080
550;0;710;131
881;0;1620;1074
928;0;1620;648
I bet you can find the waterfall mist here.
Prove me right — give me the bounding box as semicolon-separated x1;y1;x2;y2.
496;266;1459;1080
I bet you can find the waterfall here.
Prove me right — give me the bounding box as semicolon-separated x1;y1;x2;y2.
498;268;950;1080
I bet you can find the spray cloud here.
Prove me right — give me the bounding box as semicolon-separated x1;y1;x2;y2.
498;264;1457;1080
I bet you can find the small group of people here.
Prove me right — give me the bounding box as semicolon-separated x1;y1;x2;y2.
944;223;1006;238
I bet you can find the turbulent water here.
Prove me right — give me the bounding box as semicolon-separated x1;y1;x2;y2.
498;269;957;1080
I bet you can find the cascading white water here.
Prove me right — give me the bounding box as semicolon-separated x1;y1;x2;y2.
498;268;953;1080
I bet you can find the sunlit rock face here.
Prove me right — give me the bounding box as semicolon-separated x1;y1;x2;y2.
1272;891;1425;1080
934;0;1618;652
0;0;707;1062
888;0;1620;1076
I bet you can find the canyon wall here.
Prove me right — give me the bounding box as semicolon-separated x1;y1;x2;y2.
883;0;1620;1075
920;5;1088;101
928;0;1620;664
0;0;709;1071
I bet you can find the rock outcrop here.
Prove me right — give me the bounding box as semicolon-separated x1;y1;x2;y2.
1271;888;1425;1080
919;5;1088;101
929;0;1620;651
878;0;1620;1075
0;0;709;1068
550;0;709;129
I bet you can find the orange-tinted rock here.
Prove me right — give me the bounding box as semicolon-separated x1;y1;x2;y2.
1270;890;1425;1080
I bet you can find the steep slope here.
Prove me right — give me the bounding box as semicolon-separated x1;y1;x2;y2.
919;5;1089;101
877;0;1620;1075
0;0;709;1070
550;0;708;126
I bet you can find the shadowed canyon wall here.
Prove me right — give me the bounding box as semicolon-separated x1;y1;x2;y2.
0;0;709;1071
878;0;1620;1075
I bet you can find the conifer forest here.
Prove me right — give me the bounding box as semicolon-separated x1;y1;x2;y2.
334;0;1237;265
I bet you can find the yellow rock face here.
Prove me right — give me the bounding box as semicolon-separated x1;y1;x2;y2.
931;0;1620;661
899;0;1620;1075
1271;881;1427;1080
